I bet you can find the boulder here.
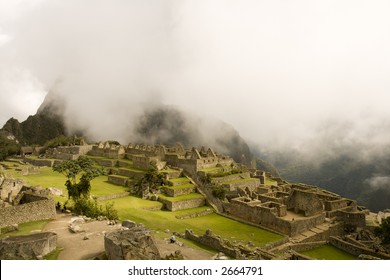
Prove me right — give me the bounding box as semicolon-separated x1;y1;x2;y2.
47;188;63;196
0;232;57;260
105;224;161;260
121;220;136;229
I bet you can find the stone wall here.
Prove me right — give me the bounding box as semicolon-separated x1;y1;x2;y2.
23;158;54;167
224;198;325;236
56;145;93;155
324;198;348;211
210;172;251;184
95;192;130;201
162;185;195;197
185;229;275;260
0;178;25;200
222;179;260;192
91;158;118;167
0;194;56;227
0;232;57;260
159;197;205;211
185;229;239;258
335;210;366;229
330;237;390;259
117;168;145;180
289;241;327;253
108;175;129;187
286;189;323;217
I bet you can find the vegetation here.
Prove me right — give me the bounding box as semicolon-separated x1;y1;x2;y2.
52;156;119;219
0;135;20;160
211;185;227;199
0;220;51;238
133;168;169;196
375;217;390;244
72;198;118;220
300;244;358;260
53;156;105;200
40;135;85;154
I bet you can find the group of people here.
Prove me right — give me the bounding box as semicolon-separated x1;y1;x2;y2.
55;201;67;213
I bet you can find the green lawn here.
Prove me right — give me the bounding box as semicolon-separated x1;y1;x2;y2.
168;183;195;190
159;193;204;202
105;195;283;247
169;177;190;184
0;220;52;238
300;244;358;260
223;178;259;184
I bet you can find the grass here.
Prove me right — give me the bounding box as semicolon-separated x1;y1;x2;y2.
158;193;204;202
104;195;284;247
200;165;231;173
118;167;146;173
265;178;278;186
300;244;358;260
170;177;190;183
168;183;194;190
0;220;52;238
223;178;259;185
44;247;64;260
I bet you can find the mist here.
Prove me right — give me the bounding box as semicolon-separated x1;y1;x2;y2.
1;0;390;161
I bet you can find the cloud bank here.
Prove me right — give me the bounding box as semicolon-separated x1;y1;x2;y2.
0;0;390;158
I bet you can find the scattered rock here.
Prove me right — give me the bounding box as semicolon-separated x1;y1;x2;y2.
47;187;63;196
7;224;19;232
213;252;229;260
164;250;184;260
164;229;170;233
122;220;136;229
105;224;161;260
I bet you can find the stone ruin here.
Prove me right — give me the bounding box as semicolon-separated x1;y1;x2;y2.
0;178;56;228
104;221;161;260
0;232;57;260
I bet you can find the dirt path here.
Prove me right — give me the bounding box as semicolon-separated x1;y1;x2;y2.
43;213;214;260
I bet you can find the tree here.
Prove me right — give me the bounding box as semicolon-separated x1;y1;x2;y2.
133;168;168;197
53;156;104;200
0;136;20;161
375;217;390;244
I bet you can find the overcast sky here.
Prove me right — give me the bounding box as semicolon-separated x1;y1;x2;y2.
1;0;390;154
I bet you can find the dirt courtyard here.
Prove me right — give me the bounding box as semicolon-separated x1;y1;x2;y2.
43;212;214;260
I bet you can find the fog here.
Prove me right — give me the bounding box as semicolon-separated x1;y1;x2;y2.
1;0;390;160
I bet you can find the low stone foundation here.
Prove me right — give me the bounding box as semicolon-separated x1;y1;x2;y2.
0;232;57;260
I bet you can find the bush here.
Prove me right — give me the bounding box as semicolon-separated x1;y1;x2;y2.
212;185;227;200
72;198;118;220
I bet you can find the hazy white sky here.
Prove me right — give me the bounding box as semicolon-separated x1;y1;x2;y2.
1;0;390;152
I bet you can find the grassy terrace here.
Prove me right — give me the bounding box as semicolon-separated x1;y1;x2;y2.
105;195;283;247
0;220;52;239
169;177;190;184
168;183;194;190
2;164;129;203
223;178;259;185
158;193;203;202
300;244;358;260
199;165;232;173
118;167;146;173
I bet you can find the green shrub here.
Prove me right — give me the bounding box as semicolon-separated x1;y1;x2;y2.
212;185;227;200
72;198;119;220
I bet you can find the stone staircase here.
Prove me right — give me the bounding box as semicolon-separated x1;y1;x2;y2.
289;223;332;243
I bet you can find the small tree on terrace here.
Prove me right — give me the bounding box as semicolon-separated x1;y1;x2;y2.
53;156;104;200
